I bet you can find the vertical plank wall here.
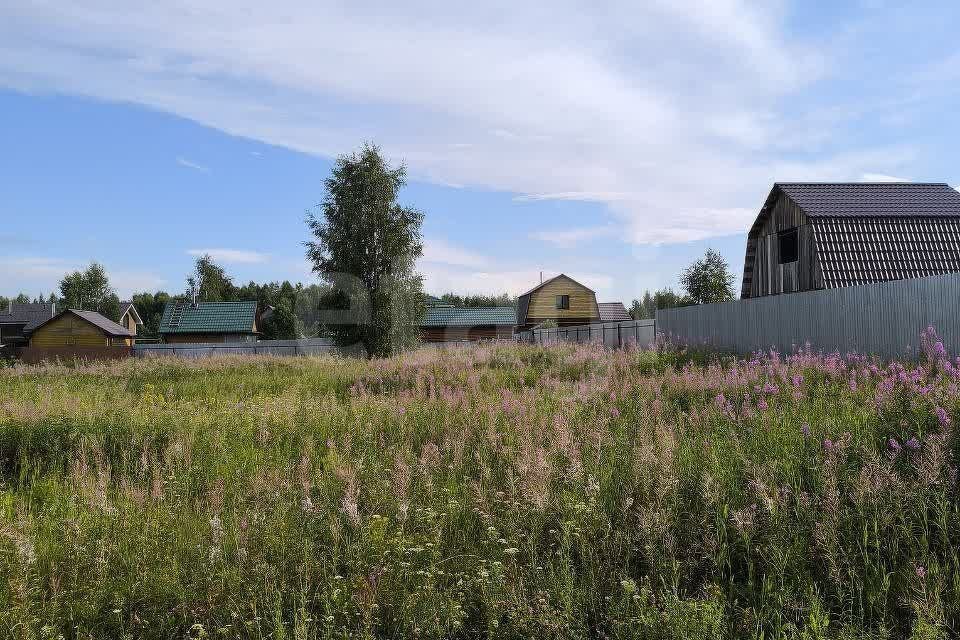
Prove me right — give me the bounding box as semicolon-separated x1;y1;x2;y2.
656;271;960;358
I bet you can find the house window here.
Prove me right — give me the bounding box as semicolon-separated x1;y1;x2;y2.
555;295;570;310
778;227;799;264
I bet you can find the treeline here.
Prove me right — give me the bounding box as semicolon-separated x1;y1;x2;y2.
438;292;515;308
628;248;737;319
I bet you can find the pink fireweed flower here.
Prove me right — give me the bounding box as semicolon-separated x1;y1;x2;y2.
905;437;921;451
823;438;834;452
609;406;621;418
916;565;926;579
757;399;768;411
801;423;811;438
888;438;901;453
762;382;779;395
935;406;951;428
792;374;803;388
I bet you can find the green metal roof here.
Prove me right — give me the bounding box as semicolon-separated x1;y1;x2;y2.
158;300;258;334
421;306;515;327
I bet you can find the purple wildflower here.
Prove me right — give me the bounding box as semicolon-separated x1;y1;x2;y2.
792;374;803;388
916;565;926;579
757;399;768;411
935;406;951;428
610;407;621;419
823;438;834;452
905;437;920;451
801;423;811;438
888;438;901;453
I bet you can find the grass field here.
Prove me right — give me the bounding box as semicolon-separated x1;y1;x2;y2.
1;336;959;639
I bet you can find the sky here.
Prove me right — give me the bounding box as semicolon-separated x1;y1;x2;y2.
1;1;959;304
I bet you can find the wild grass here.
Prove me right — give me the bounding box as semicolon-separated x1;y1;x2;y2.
0;334;958;639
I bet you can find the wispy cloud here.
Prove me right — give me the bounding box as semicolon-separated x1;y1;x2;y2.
176;156;210;173
187;248;269;264
530;226;617;249
421;238;489;269
0;2;939;244
860;172;910;182
0;257;165;297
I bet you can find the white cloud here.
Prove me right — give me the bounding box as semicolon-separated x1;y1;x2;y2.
860;172;910;182
0;257;165;298
0;2;921;244
421;238;489;269
530;226;616;249
176;156;210;173
420;263;613;298
187;248;269;264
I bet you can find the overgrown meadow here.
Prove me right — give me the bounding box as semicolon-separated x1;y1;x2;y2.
1;333;959;639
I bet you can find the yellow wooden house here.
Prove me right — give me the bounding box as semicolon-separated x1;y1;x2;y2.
515;274;601;332
29;309;136;348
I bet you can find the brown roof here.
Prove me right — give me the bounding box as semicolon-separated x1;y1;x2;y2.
598;302;631;322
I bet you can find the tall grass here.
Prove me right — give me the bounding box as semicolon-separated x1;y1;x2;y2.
0;334;958;638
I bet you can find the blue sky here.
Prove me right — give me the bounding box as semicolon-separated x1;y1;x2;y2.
1;1;959;304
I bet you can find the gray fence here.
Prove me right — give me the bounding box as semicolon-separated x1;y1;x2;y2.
133;338;356;359
520;319;656;349
656;271;960;359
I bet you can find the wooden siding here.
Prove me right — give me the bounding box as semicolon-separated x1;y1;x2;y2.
420;325;514;343
522;276;599;326
749;194;823;297
30;313;131;347
121;312;138;335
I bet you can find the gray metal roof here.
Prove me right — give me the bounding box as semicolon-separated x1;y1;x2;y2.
0;302;56;334
31;309;135;337
598;302;631;322
777;183;960;218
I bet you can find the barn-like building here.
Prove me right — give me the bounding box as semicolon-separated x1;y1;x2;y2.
741;183;960;298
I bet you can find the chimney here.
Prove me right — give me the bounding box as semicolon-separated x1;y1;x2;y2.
51;302;56;317
540;271;543;284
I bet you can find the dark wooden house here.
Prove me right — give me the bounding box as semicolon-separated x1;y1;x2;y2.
0;302;57;353
741;183;960;298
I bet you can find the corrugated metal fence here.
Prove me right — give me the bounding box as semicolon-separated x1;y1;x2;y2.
133;338;357;359
656;271;960;359
519;319;656;349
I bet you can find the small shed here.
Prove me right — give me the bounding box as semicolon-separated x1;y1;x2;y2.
158;300;259;343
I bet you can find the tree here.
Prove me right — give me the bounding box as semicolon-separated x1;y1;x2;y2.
439;292;515;308
305;143;425;358
131;291;176;337
630;288;690;319
59;262;121;319
680;249;736;305
188;254;236;302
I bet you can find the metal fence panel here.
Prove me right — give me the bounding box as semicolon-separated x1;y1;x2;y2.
656;271;960;358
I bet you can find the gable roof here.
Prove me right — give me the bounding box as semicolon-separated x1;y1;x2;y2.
517;274;595;325
421;306;515;327
119;301;143;326
0;302;57;334
31;309;134;338
598;302;631;322
158;300;258;334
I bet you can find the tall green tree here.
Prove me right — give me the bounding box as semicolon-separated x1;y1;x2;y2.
188;254;236;302
680;249;736;305
59;262;121;319
305;143;425;358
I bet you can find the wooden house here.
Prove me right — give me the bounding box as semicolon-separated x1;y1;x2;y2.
158;300;259;343
419;303;516;342
742;183;960;298
0;302;57;351
515;274;600;332
118;301;143;335
29;309;135;347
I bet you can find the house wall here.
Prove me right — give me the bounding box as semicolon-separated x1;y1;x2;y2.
522;277;599;327
749;194;823;297
121;312;138;335
162;333;256;344
420;325;514;343
30;314;126;347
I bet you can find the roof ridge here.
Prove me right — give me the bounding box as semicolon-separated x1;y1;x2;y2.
775;182;950;186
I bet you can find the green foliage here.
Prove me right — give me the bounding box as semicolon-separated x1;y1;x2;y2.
680;248;736;305
630;288;690;319
1;343;958;637
188;254;237;302
439;292;516;308
305;143;425;357
131;291;177;337
58;261;121;319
